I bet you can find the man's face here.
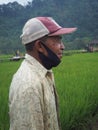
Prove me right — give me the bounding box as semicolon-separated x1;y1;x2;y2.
42;36;65;59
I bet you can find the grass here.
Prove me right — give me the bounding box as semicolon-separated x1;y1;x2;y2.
0;52;98;130
54;52;98;130
0;60;21;130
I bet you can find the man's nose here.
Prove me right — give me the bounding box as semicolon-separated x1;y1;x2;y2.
60;42;65;50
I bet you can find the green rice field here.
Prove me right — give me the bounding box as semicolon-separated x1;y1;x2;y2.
0;52;98;130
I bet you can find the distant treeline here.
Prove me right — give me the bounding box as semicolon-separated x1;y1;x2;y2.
0;0;98;53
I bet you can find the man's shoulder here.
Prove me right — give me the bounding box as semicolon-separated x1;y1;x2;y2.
9;61;43;99
14;62;40;82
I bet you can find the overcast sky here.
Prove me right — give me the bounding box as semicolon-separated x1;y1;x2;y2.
0;0;32;5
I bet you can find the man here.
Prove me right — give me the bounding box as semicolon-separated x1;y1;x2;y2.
9;17;77;130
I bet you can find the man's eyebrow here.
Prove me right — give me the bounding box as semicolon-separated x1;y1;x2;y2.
52;35;62;39
59;35;62;39
55;35;62;39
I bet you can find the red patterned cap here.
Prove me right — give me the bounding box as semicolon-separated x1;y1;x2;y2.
20;17;77;45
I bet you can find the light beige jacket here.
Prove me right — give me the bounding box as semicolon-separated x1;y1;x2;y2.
9;54;60;130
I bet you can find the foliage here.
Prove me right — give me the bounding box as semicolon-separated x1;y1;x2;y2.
0;0;98;53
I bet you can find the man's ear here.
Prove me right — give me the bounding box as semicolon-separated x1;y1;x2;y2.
35;40;44;53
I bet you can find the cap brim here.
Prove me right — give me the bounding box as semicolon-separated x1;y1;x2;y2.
49;27;77;36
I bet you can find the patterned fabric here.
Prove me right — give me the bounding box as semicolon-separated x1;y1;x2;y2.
9;54;60;130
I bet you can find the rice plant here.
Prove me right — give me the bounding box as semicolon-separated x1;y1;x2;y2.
54;52;98;130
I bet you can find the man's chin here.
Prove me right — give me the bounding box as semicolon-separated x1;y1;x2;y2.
58;55;62;59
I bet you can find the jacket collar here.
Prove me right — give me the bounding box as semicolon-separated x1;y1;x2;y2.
25;53;53;78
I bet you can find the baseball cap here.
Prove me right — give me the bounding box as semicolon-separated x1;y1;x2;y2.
20;17;77;45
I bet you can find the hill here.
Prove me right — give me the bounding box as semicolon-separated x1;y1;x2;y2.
0;0;98;53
